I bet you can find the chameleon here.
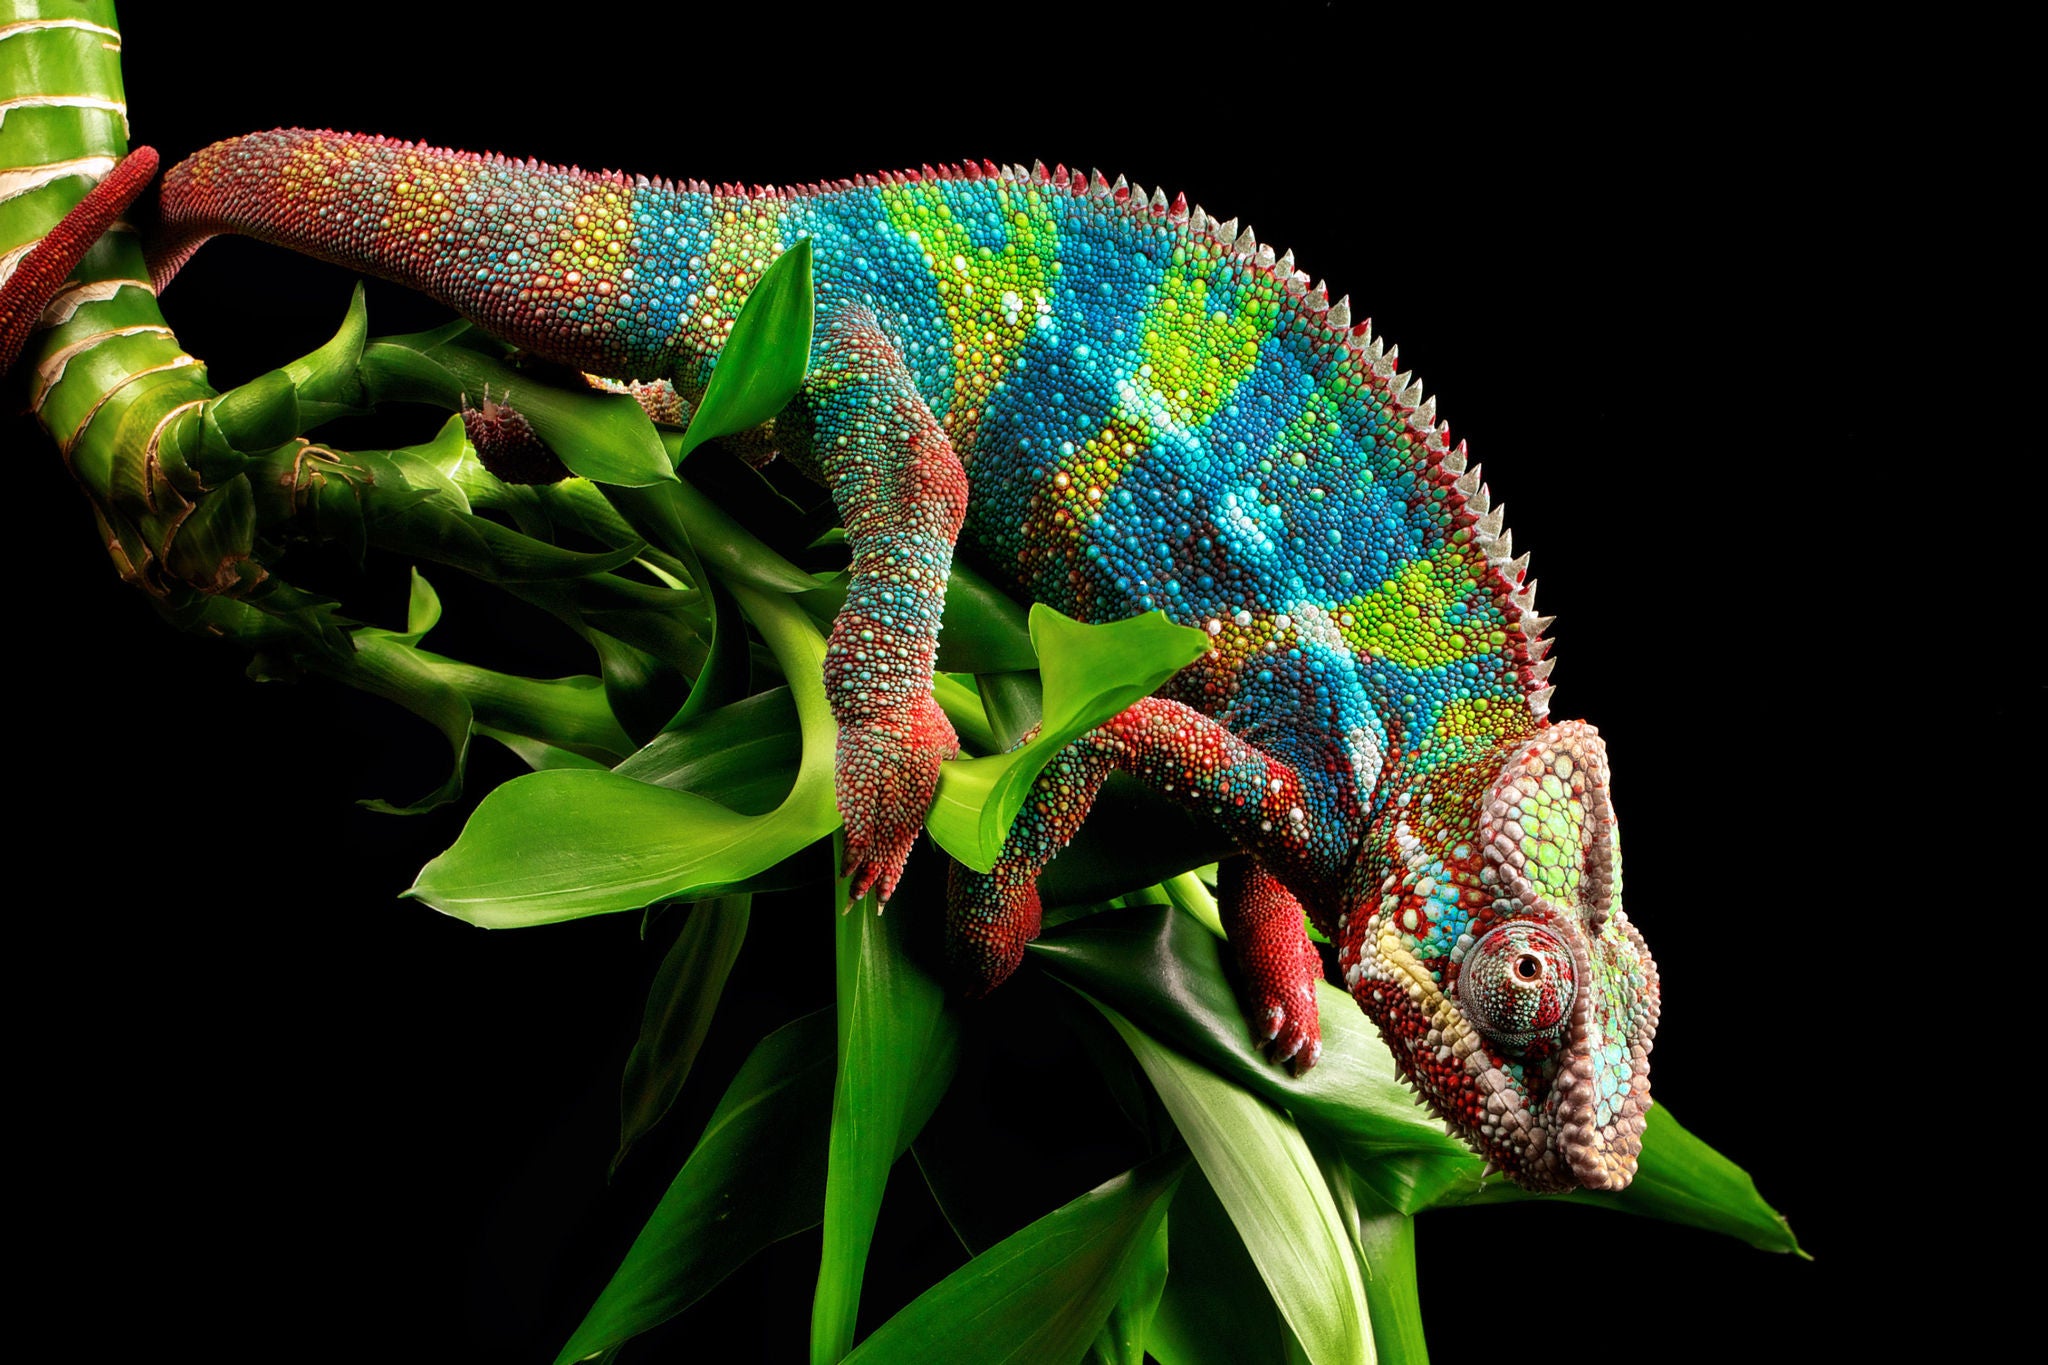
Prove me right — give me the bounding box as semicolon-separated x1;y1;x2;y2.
10;130;1661;1192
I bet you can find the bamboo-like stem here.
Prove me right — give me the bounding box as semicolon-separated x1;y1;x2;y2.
0;1;262;594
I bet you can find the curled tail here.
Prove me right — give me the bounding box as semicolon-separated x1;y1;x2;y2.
0;147;159;374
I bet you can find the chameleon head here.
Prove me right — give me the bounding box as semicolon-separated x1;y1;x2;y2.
1341;720;1660;1192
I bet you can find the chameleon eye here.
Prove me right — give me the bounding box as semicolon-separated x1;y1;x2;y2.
1455;923;1576;1049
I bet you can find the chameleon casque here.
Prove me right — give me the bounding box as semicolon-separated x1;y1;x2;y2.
13;130;1661;1192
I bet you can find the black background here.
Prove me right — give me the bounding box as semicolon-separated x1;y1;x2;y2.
14;4;2005;1361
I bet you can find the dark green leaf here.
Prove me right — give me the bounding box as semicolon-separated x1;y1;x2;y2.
934;560;1036;673
553;1011;836;1365
614;687;802;815
678;237;814;459
1081;992;1372;1365
408;584;836;927
1147;1166;1297;1365
1033;909;1464;1164
1552;1106;1805;1255
842;1154;1184;1365
814;859;961;1365
613;895;751;1176
1089;1205;1170;1365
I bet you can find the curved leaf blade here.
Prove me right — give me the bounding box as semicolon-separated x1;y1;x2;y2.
927;606;1210;872
813;861;960;1364
843;1154;1185;1365
409;583;838;927
360;324;675;486
554;1011;836;1365
1082;991;1373;1365
678;237;814;459
613;895;751;1176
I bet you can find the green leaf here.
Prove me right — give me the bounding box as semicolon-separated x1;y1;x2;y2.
1148;1168;1297;1365
1552;1106;1805;1255
554;1011;837;1365
926;606;1210;873
1033;909;1464;1165
1089;1204;1171;1365
678;237;814;459
1305;1130;1427;1365
408;584;837;927
1351;1201;1426;1365
613;895;751;1176
842;1153;1184;1365
934;560;1037;674
1081;991;1373;1365
614;687;802;815
360;323;675;485
588;627;687;747
813;859;960;1365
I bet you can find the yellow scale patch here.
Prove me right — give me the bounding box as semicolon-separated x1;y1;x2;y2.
1042;414;1150;524
1139;270;1274;428
878;183;1058;440
695;202;785;341
1335;552;1496;670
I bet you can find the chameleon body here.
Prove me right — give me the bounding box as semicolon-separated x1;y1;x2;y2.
136;130;1657;1191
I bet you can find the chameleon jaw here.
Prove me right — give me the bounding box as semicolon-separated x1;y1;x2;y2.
1358;922;1648;1192
1343;720;1660;1192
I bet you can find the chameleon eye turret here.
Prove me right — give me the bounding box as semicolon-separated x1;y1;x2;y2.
1454;922;1576;1051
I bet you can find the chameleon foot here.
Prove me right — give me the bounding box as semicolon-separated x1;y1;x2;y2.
943;861;1042;996
837;693;957;904
1222;859;1325;1075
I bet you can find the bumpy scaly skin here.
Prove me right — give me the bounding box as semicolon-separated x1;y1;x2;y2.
151;131;1661;1190
0;146;157;373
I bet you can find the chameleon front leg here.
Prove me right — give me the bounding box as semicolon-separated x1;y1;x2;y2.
1216;858;1327;1070
792;303;968;903
947;695;1336;1071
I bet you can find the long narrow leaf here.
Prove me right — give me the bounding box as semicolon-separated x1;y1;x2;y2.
813;860;961;1364
1082;992;1374;1365
1148;1168;1297;1365
842;1154;1185;1365
1090;1208;1171;1365
553;1011;837;1365
1033;910;1462;1162
408;583;837;926
613;895;752;1175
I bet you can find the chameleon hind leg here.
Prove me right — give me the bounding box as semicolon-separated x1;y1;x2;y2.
947;695;1336;1072
781;302;968;904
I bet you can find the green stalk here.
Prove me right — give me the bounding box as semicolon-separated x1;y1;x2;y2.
1;1;259;595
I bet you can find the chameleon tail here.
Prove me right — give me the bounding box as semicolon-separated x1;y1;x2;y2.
0;146;158;374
